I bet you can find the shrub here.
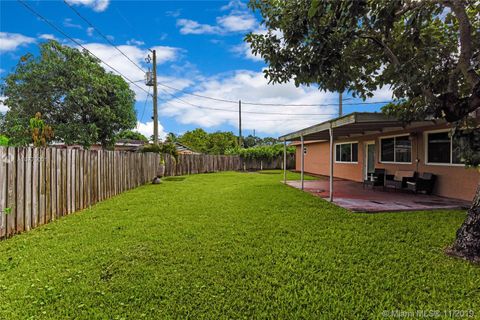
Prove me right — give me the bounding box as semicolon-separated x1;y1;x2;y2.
226;144;295;160
140;143;178;161
0;135;9;146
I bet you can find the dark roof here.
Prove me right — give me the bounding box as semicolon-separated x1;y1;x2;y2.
174;142;198;153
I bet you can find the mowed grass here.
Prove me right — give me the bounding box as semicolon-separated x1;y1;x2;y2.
0;171;478;319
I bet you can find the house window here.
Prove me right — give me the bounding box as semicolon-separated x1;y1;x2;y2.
380;135;411;163
427;131;462;165
335;142;358;163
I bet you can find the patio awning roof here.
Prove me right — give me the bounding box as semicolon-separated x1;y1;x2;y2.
279;112;437;141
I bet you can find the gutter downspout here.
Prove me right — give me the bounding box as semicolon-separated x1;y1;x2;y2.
329;124;334;202
300;135;304;190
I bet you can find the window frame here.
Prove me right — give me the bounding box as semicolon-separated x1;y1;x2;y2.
334;141;359;164
424;129;464;167
379;134;413;164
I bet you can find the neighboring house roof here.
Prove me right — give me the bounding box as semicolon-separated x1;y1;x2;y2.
279;112;445;142
174;142;200;154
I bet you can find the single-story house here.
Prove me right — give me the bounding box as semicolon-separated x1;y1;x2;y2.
279;112;479;202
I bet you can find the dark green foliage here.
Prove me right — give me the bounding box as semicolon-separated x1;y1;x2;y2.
0;171;478;318
0;135;8;146
164;132;178;143
116;130;148;142
178;128;237;154
140;143;178;160
226;144;295;160
243;135;279;148
2;40;136;148
246;0;479;164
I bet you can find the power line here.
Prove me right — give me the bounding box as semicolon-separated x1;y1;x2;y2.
17;0;150;96
154;81;393;107
63;0;146;74
157;86;337;116
139;88;151;124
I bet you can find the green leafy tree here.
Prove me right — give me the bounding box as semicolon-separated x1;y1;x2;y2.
116;130;148;142
243;134;262;148
165;132;178;143
206;131;238;154
29;112;54;147
246;0;480;261
178;128;209;153
0;135;8;146
2;40;136;148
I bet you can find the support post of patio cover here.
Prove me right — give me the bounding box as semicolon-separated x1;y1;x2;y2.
283;139;287;184
329;125;334;202
301;135;304;190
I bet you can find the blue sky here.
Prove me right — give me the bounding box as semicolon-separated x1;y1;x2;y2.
0;0;392;139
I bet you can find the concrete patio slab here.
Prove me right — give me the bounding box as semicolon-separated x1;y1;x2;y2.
286;179;471;213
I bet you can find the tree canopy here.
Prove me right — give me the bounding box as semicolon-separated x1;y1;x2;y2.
246;0;479;123
1;40;136;148
116;130;148;142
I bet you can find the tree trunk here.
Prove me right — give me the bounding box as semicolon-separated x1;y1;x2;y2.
447;181;480;263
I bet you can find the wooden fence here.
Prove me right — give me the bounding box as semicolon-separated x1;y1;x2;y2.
0;147;294;239
241;154;295;171
0;147;161;239
163;154;242;177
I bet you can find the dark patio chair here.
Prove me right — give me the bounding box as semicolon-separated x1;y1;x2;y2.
363;168;385;189
406;172;436;194
385;170;416;191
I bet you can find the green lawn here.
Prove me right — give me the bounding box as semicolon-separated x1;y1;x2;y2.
0;171;478;319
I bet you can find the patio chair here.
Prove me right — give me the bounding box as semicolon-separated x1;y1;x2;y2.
363;168;385;189
385;170;416;191
406;172;436;194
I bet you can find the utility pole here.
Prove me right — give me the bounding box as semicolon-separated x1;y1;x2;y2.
152;49;159;145
238;100;242;148
339;91;343;117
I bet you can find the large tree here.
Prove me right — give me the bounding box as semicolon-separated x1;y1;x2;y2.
246;0;480;261
1;40;136;148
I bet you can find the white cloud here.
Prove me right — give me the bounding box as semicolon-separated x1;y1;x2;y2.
221;0;247;11
39;34;58;41
78;42;181;101
136;121;167;141
86;27;94;37
217;13;257;32
65;0;110;12
176;5;258;35
0;97;8;113
231;27;282;61
159;70;339;136
166;9;181;18
231;42;262;62
63;18;82;29
0;32;35;52
177;19;222;35
127;39;144;46
370;86;393;101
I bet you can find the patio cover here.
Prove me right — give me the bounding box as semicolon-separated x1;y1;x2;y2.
278;112;438;202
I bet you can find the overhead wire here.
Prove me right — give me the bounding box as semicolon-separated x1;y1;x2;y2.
17;0;150;96
63;0;146;74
